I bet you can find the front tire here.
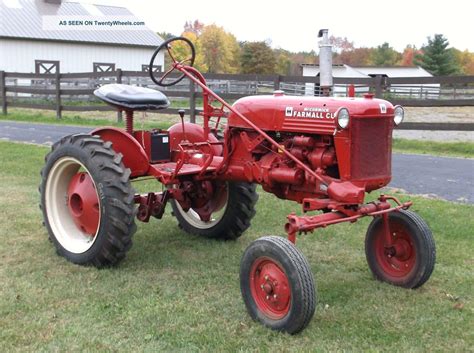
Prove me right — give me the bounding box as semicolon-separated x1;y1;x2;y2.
171;182;258;240
39;134;137;267
240;236;316;334
365;209;436;289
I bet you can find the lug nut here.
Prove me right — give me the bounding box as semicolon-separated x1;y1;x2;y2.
273;294;277;299
264;275;269;280
266;295;270;300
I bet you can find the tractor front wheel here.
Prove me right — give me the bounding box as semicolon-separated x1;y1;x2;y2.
365;209;436;289
39;134;136;267
240;236;316;334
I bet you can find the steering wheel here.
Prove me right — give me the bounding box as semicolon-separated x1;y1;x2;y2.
149;36;196;87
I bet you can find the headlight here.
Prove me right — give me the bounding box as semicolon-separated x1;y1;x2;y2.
337;108;350;129
393;105;404;126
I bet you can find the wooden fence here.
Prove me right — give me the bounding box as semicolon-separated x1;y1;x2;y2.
1;70;473;131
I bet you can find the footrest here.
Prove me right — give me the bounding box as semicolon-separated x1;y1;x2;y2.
150;162;216;177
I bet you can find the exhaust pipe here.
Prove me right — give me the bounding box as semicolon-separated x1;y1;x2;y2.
318;29;333;97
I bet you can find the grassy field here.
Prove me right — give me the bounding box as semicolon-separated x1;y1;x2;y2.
0;141;473;352
2;109;473;158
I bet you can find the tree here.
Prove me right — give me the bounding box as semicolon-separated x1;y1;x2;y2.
240;41;277;74
335;47;374;66
399;45;419;66
415;34;459;75
452;49;474;75
198;24;240;73
371;42;401;66
171;31;208;72
329;36;354;52
184;20;204;36
274;49;291;75
157;31;175;41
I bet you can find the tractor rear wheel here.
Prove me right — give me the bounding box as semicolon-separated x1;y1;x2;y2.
240;236;316;334
365;209;436;289
171;182;258;240
39;134;136;267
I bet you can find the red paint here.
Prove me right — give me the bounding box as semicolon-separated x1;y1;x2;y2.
91;127;149;177
67;172;100;235
250;257;291;319
90;39;413;249
373;216;416;279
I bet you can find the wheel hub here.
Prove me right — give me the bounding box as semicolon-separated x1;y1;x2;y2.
251;258;291;319
67;172;100;236
376;225;416;278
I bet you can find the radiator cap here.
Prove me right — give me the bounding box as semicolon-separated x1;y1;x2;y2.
273;90;285;97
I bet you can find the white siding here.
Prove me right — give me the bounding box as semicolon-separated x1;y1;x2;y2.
0;38;164;72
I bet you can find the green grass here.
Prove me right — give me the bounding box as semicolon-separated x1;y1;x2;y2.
0;141;473;351
393;138;474;158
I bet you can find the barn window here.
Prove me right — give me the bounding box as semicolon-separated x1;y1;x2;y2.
142;65;162;72
35;60;60;74
93;62;116;72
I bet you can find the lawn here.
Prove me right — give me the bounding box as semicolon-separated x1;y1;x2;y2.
0;141;473;352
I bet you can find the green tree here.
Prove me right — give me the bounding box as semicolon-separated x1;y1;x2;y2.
241;41;277;74
371;42;401;66
198;24;240;73
415;34;459;75
274;48;291;75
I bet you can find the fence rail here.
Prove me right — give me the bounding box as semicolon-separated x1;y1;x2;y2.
1;70;473;131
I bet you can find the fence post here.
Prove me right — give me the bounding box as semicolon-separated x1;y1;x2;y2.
116;69;123;123
374;75;383;98
55;70;62;119
273;75;281;91
189;80;196;123
0;71;6;115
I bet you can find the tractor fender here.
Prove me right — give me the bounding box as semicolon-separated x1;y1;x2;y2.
168;122;223;156
91;127;149;178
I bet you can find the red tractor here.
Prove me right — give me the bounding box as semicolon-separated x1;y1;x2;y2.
39;37;435;334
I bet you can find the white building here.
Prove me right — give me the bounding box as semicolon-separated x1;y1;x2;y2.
301;64;439;98
0;0;164;74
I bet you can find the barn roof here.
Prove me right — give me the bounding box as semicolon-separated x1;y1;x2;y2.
0;0;163;48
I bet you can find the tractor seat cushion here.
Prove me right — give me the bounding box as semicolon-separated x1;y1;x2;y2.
94;84;170;111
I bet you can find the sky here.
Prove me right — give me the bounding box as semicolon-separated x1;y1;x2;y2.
79;0;473;52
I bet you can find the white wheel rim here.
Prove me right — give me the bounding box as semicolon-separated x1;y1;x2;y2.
45;157;101;254
174;185;229;230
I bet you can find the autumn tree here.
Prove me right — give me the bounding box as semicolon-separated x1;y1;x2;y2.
274;49;292;75
371;42;401;66
168;31;208;72
415;34;459;75
399;45;419;66
240;41;277;74
452;49;474;75
198;24;240;73
184;20;204;36
335;47;374;66
329;36;354;52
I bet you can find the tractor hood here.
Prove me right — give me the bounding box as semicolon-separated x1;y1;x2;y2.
228;94;395;134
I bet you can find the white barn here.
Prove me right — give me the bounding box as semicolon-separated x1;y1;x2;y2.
0;0;164;74
301;64;438;98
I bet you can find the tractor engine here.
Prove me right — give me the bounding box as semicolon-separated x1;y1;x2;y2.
224;93;399;204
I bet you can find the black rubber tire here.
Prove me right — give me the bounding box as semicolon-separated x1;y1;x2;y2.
240;236;316;334
171;182;258;240
365;209;436;289
39;134;137;267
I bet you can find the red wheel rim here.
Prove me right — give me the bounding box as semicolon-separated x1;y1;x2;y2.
250;257;291;320
67;172;100;236
373;219;416;280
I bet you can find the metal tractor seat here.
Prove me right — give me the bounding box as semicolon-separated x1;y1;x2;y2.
94;84;170;111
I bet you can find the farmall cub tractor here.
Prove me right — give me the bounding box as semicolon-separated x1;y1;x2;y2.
40;37;436;334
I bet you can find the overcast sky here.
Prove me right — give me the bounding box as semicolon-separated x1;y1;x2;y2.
80;0;473;52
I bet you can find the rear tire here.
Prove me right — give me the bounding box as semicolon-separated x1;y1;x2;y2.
171;182;258;240
240;236;316;334
39;134;137;267
365;209;435;289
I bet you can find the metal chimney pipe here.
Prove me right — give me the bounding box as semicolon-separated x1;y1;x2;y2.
318;29;333;96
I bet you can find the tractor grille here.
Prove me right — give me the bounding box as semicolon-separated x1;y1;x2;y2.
350;117;392;180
